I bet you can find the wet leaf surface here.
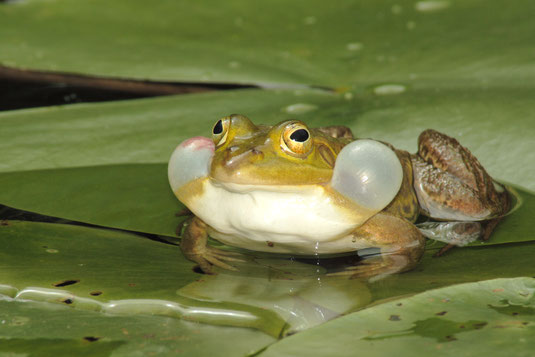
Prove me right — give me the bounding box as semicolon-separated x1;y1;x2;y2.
1;221;535;355
1;221;535;340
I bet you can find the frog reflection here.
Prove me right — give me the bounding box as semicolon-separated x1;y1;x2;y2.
177;257;371;335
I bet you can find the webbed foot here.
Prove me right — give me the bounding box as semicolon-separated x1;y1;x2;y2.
180;216;245;274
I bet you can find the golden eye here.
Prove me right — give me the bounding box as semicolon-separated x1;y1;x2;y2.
282;123;313;156
212;117;230;147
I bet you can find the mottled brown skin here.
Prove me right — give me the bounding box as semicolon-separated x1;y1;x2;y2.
179;116;509;278
413;129;509;219
412;129;510;255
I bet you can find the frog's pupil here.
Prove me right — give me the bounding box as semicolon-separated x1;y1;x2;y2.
290;129;309;142
213;120;223;134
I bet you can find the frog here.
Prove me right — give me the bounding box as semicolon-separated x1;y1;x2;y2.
168;114;510;278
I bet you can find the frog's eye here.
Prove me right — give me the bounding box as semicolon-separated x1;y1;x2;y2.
212;118;230;147
282;123;313;156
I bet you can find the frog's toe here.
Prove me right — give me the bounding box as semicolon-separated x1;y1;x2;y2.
196;246;247;272
189;252;238;274
329;255;410;281
207;246;246;262
203;254;239;272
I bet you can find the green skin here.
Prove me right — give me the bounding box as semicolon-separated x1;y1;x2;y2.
177;114;509;278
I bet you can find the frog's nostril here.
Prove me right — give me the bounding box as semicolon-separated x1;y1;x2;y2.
249;148;264;161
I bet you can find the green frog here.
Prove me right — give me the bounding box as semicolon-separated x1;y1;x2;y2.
168;114;509;278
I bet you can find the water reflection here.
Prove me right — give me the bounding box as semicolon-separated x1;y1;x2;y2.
177;257;371;335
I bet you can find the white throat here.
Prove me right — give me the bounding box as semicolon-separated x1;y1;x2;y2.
185;179;374;254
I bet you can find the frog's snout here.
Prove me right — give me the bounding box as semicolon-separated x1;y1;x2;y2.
168;136;214;193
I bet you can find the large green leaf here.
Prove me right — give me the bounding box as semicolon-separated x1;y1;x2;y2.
258;278;535;357
0;90;336;173
1;0;535;88
0;164;185;237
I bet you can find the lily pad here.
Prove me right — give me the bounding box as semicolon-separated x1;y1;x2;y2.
1;221;535;355
0;164;185;237
2;221;535;326
1;0;535;88
258;278;535;357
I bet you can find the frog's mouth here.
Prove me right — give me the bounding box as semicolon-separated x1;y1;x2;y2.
168;136;215;194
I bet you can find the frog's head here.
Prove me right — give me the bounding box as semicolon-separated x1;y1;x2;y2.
169;114;402;211
210;114;347;185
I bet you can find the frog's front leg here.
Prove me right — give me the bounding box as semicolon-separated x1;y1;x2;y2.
333;213;425;280
181;216;243;273
412;129;510;242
